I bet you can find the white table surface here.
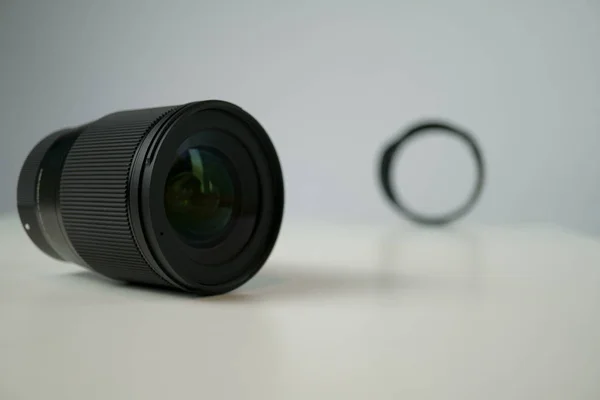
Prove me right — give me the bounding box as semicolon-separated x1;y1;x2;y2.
1;214;599;400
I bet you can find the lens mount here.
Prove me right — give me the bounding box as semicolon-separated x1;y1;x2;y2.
17;126;87;264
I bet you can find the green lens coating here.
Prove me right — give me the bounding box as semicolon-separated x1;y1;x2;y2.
164;147;235;241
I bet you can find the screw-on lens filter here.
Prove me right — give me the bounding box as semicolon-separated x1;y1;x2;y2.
379;121;485;226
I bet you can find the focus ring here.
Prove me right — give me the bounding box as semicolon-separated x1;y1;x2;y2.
60;106;177;287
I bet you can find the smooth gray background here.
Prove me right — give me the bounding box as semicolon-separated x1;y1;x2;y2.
1;1;599;231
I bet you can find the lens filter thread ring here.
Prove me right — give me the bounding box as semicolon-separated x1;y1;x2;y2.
379;121;485;226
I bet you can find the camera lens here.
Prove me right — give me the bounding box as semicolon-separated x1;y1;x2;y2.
165;144;235;243
17;101;284;295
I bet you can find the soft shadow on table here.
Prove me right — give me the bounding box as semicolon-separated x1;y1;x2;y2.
63;270;202;300
213;225;484;303
62;224;483;302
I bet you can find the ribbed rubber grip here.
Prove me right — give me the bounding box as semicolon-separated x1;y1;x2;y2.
60;106;177;286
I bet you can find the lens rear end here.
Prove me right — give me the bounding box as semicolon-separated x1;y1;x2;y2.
17;126;86;264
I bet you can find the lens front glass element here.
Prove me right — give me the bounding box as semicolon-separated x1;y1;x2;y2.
164;146;235;242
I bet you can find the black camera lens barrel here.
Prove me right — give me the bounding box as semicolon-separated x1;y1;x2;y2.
17;100;284;295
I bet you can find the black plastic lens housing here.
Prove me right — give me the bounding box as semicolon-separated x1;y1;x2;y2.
17;100;284;295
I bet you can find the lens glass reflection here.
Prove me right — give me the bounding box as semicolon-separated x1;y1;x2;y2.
165;147;235;242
